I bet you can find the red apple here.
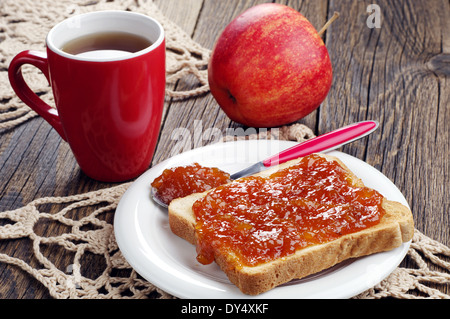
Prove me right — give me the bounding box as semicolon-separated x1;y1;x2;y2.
208;3;332;127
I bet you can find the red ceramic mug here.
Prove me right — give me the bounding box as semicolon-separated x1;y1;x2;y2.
8;11;165;182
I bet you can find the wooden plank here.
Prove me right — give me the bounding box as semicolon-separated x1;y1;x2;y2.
151;0;270;165
152;0;330;166
321;0;450;249
153;0;203;34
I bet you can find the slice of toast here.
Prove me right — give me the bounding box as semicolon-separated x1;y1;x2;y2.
168;154;414;295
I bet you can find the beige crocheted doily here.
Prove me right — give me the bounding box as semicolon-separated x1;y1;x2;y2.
0;0;209;132
0;0;449;299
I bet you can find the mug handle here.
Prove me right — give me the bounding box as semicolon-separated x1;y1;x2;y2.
8;50;67;141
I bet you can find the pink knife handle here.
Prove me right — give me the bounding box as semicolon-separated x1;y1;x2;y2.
262;121;378;167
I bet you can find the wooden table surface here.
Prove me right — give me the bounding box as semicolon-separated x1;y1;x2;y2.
0;0;449;298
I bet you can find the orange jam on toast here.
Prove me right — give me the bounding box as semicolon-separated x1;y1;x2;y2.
192;154;385;267
151;163;231;205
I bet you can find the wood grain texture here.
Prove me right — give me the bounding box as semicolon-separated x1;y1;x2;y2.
0;0;448;298
322;0;450;247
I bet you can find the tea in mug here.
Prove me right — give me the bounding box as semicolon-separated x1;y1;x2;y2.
61;31;152;58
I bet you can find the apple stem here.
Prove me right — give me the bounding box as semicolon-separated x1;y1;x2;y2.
318;12;340;37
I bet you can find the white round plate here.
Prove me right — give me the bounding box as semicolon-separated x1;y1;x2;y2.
114;140;411;299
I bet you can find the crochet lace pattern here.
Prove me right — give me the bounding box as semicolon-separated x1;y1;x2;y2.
0;0;210;132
